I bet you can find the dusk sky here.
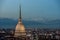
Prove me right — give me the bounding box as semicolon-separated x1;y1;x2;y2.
0;0;60;21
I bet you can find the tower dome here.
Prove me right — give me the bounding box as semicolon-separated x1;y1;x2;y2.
14;5;26;37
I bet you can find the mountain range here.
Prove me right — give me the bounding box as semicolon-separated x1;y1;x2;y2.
0;18;60;29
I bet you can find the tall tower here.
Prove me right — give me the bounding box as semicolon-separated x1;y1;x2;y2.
14;5;26;38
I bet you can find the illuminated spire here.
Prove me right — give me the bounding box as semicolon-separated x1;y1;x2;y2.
14;4;26;38
14;0;26;39
19;4;21;20
18;4;22;24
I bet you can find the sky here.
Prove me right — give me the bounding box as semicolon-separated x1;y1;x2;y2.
0;0;60;21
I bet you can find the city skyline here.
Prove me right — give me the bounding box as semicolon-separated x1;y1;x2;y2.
0;0;60;40
0;0;60;20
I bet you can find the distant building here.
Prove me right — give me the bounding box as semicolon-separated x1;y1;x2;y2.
14;5;26;40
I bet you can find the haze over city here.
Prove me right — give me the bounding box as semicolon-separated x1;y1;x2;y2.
0;0;60;29
0;0;60;21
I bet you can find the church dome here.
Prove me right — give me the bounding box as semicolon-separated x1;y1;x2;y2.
15;20;25;33
14;19;26;37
